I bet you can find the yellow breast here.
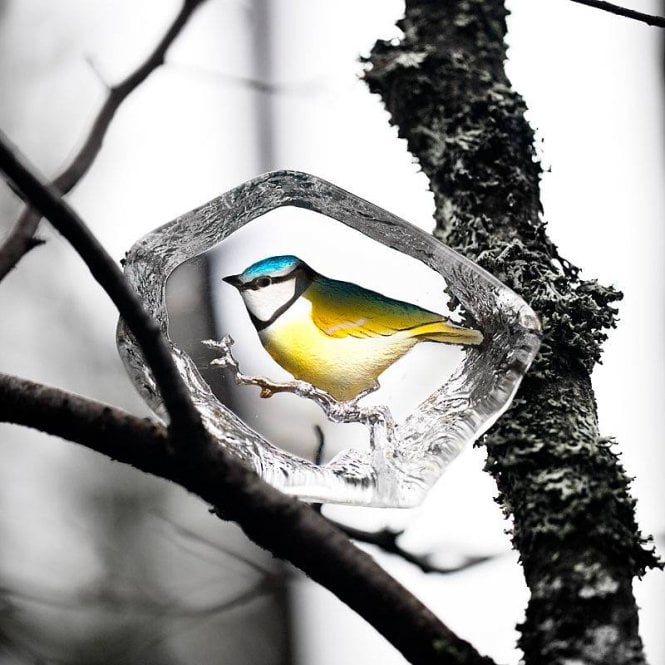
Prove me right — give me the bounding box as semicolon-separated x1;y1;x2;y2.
259;299;416;401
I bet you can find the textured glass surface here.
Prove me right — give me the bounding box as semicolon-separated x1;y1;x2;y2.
117;171;541;507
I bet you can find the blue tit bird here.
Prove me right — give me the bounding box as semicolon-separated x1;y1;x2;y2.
223;255;483;402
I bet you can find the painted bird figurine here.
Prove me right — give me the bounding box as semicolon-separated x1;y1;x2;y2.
223;255;483;402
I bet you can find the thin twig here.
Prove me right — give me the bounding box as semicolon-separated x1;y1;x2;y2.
313;425;325;466
327;521;499;575
3;577;269;619
150;511;274;578
0;0;209;283
567;0;665;28
313;425;497;573
131;584;272;661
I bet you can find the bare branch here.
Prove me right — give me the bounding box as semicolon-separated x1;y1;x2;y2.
3;577;270;619
3;579;272;664
0;372;497;664
313;421;498;574
149;511;275;578
567;0;665;28
0;0;209;283
326;521;499;575
313;424;325;466
0;130;208;446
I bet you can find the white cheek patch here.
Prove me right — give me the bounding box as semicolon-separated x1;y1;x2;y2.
241;279;297;322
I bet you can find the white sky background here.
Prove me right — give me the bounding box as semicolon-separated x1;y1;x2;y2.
0;1;663;664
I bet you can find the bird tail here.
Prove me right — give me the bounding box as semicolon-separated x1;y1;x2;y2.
415;321;484;346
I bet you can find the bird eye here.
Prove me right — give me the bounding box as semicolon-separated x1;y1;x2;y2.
256;276;272;288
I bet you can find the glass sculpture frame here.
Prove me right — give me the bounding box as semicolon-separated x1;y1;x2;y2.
117;170;541;507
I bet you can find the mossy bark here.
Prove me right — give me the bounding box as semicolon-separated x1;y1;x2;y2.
364;1;661;663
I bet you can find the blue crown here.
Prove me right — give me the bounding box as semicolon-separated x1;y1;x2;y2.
242;255;301;278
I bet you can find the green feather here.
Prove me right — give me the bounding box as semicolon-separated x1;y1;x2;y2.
304;276;481;344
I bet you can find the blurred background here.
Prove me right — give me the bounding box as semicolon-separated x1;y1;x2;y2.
0;0;663;663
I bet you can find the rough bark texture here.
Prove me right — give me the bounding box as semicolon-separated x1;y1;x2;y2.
364;1;661;664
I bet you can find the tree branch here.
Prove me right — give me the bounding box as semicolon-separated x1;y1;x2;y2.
567;0;665;28
150;511;276;578
314;430;497;575
3;575;270;619
0;372;496;665
0;0;209;283
364;1;661;663
0;130;207;445
326;520;498;575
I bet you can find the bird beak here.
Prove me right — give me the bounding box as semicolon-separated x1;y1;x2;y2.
223;274;243;289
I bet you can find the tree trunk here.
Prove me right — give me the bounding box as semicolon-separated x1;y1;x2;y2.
364;1;661;663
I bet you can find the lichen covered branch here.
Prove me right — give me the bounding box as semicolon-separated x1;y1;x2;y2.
364;1;660;663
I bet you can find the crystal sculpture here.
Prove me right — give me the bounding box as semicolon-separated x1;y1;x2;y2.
117;171;541;507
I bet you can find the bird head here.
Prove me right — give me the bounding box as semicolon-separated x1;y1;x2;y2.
223;255;315;329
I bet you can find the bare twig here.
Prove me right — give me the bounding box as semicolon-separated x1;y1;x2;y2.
3;577;270;619
326;521;499;575
313;423;497;574
567;0;665;28
131;584;274;661
3;579;271;665
313;425;325;466
150;511;274;578
165;61;296;94
0;0;209;283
